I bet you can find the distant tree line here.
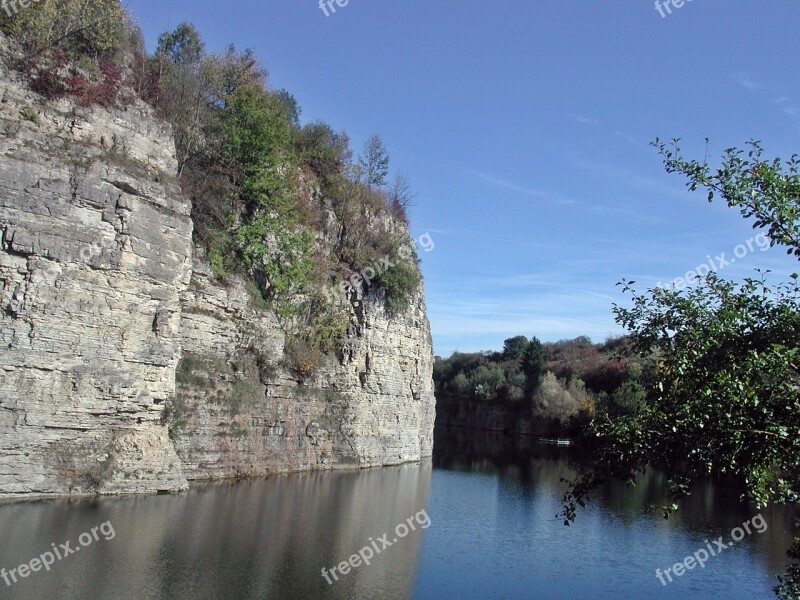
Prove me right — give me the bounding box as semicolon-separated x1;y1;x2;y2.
434;335;646;434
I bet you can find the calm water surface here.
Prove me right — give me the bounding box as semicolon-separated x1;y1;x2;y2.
0;428;795;599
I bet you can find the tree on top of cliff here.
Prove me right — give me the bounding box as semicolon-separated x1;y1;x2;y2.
358;134;390;188
153;23;206;177
388;171;416;222
521;337;547;390
293;122;352;188
156;23;204;66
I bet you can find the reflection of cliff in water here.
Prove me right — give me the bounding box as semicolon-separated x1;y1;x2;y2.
434;424;799;577
0;463;432;600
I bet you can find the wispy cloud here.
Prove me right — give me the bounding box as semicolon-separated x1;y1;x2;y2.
571;158;688;200
416;227;486;237
613;131;652;152
584;201;668;224
774;96;800;120
735;76;799;130
427;280;624;354
570;114;599;125
734;73;758;90
469;170;547;197
425;260;634;353
467;170;582;206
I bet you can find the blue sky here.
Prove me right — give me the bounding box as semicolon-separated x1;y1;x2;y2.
129;0;800;356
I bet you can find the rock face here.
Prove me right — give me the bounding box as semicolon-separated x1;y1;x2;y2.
175;254;435;479
0;40;435;496
0;58;193;495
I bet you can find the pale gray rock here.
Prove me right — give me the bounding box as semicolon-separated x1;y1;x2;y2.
0;34;435;497
0;44;193;496
174;251;435;479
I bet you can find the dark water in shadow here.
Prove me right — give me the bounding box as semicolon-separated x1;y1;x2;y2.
0;427;796;599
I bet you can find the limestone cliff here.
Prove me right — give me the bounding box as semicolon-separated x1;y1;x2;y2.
175;253;434;479
0;38;435;497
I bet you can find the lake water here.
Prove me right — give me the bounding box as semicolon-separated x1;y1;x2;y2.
0;427;795;599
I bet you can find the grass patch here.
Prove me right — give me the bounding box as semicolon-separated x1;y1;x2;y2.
19;103;40;125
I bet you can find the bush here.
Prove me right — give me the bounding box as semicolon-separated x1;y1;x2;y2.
236;215;315;304
448;372;470;395
375;259;421;316
26;53;69;98
532;372;582;424
66;60;123;108
207;231;236;279
469;363;506;400
1;0;126;60
609;379;646;416
19;103;39;125
293;122;351;187
284;335;323;380
94;60;123;106
501;368;527;403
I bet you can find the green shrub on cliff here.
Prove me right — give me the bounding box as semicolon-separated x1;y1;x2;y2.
236;215;315;303
1;0;140;108
293;121;352;189
374;258;421;316
0;0;127;59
